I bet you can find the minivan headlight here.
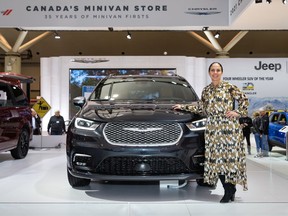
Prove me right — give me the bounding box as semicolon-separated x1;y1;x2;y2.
74;118;100;130
186;118;207;131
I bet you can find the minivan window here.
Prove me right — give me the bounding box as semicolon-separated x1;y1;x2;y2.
11;85;28;106
0;83;13;107
90;79;198;102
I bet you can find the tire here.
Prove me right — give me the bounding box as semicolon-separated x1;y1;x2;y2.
10;129;30;159
268;144;273;152
67;168;91;187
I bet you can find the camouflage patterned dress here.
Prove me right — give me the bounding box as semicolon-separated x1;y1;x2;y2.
181;81;249;190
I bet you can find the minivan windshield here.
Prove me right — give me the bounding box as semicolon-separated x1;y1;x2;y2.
90;77;198;102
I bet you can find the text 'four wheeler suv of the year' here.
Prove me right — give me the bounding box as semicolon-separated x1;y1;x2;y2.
66;74;207;188
0;72;33;159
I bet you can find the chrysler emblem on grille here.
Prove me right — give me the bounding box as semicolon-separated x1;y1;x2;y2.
123;127;163;132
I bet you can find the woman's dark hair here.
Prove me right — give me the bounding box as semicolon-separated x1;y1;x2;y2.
208;62;223;72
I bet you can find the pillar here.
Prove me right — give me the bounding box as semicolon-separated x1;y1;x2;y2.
4;53;21;73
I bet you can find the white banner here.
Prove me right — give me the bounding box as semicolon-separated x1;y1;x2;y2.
229;0;253;24
207;58;288;115
0;0;233;29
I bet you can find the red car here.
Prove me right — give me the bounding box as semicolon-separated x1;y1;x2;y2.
0;73;33;159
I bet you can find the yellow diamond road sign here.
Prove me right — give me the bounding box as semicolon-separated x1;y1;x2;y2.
32;97;51;118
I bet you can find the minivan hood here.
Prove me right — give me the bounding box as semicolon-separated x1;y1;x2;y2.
79;101;196;122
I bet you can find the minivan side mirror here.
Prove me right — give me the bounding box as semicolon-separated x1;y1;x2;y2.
73;96;86;108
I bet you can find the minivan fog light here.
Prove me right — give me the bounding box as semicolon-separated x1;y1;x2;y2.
73;153;91;166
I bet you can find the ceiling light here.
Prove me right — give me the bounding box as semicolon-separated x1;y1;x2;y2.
202;27;208;31
266;0;272;3
54;31;61;39
283;0;287;4
126;31;132;39
214;31;220;38
255;0;262;3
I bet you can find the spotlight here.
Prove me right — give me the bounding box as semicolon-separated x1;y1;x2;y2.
202;27;208;31
126;31;132;39
283;0;287;4
214;31;220;39
54;31;60;39
266;0;272;3
255;0;262;3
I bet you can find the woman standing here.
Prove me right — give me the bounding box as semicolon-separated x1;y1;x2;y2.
173;62;249;203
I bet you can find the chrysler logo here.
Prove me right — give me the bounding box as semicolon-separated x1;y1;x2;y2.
185;11;221;15
123;127;163;132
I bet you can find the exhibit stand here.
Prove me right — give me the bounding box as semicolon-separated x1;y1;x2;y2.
278;126;288;161
285;131;288;161
30;133;66;149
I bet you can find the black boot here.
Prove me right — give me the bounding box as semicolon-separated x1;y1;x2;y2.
219;175;236;203
227;183;236;202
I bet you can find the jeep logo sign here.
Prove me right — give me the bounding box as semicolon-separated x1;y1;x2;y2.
254;61;281;72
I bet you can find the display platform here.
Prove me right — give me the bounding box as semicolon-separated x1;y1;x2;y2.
29;133;66;148
0;139;288;216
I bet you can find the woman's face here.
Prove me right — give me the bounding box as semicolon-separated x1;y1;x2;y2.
209;63;223;83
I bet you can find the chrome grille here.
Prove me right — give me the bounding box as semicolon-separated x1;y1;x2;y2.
103;122;182;146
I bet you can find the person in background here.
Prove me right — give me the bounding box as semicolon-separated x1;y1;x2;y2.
251;111;263;158
259;107;270;157
31;108;41;135
47;110;66;135
239;116;253;155
173;62;249;203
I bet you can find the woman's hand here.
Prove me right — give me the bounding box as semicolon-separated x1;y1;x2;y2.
172;104;182;110
226;110;240;119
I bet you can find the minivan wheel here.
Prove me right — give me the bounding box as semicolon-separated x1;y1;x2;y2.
11;129;30;159
67;168;91;187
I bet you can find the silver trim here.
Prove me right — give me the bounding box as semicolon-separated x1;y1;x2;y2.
73;153;91;162
103;122;182;147
123;127;163;132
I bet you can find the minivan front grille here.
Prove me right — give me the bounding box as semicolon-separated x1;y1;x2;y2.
96;156;190;175
103;122;182;146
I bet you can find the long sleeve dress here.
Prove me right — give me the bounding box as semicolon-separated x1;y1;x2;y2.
181;81;249;190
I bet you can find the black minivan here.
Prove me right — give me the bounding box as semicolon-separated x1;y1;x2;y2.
66;75;206;187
